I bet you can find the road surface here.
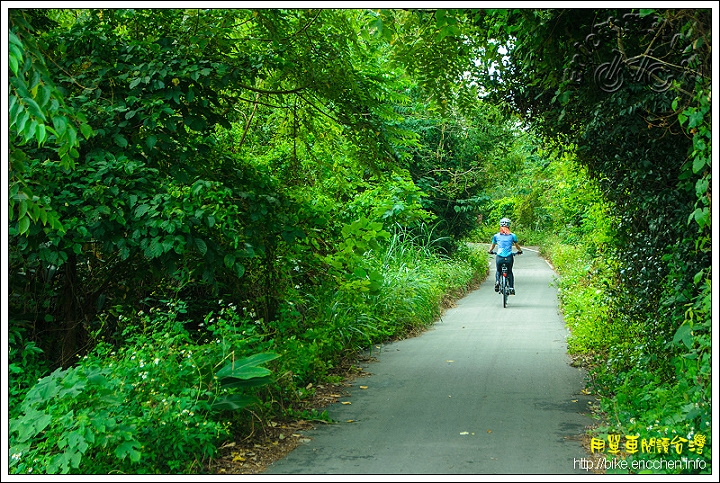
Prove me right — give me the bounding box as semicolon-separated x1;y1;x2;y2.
265;247;595;475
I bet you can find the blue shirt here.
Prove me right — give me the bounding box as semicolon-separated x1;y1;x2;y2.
491;232;518;257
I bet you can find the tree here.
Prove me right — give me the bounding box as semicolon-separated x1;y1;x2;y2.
8;7;473;365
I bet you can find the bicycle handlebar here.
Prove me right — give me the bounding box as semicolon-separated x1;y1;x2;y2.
489;250;522;256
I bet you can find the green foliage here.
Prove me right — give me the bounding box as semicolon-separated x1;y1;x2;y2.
398;100;519;246
8;323;49;419
9;12;92;237
284;408;333;423
267;227;487;387
8;301;278;474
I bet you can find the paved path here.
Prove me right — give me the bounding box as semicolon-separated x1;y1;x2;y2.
265;248;594;475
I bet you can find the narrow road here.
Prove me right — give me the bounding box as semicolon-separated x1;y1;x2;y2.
265;247;595;475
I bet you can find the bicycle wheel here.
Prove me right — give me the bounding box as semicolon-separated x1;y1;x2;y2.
502;277;507;308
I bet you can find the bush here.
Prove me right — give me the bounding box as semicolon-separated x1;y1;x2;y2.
9;301;277;474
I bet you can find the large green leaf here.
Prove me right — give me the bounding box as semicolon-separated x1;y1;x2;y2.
215;352;280;380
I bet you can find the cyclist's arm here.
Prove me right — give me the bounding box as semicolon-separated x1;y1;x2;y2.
488;243;497;254
513;241;523;254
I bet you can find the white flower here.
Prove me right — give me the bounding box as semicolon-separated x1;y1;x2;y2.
11;453;21;461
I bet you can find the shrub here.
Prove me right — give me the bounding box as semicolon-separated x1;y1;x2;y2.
8;300;278;474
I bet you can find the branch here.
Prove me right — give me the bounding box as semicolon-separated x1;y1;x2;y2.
295;92;345;126
627;53;706;80
236;83;308;95
237;92;260;149
230;94;286;110
291;9;323;39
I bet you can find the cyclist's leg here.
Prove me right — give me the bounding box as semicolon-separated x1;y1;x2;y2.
494;257;501;290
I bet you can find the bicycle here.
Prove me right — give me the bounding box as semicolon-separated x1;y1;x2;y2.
489;251;521;308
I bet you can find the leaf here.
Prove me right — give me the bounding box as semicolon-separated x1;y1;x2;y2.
53;115;67;136
35;123;47;145
672;323;693;349
18;199;28;219
113;134;128;148
36;85;51;108
191;180;206;195
148;238;163;258
9;51;19;75
235;263;245;278
687;110;704;128
115;441;141;462
10;408;53;443
22;96;46;121
194;238;207;256
134;204;151;217
692;154;708;174
215;352;280;380
18;216;31;235
16;110;30;134
80;123;93;140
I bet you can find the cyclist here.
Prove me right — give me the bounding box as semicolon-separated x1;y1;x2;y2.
488;217;523;295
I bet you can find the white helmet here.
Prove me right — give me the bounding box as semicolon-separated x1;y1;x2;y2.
499;217;511;227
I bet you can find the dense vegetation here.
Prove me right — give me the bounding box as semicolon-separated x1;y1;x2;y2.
7;7;711;474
